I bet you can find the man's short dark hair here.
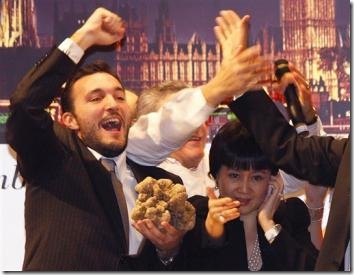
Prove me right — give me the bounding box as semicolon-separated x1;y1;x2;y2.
61;60;123;112
209;120;279;179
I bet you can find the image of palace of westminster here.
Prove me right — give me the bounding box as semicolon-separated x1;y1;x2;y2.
0;0;350;140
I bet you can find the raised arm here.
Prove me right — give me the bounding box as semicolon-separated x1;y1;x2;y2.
6;47;78;179
210;10;347;186
6;8;126;177
9;7;125;110
127;10;271;165
229;89;346;186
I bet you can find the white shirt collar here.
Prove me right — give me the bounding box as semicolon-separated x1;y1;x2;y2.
87;147;127;177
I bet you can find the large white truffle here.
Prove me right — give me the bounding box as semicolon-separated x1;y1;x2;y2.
131;177;195;231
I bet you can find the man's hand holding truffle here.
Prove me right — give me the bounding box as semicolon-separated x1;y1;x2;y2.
132;219;184;261
131;177;196;262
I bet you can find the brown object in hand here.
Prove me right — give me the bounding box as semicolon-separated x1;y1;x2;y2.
131;177;195;231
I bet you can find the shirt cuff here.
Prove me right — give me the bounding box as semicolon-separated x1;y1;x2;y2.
264;224;282;244
232;92;246;101
58;38;85;64
307;115;326;136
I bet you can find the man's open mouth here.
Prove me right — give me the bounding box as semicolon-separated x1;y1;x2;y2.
100;118;122;131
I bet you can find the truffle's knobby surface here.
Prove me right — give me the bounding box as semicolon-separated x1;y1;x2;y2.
131;177;195;231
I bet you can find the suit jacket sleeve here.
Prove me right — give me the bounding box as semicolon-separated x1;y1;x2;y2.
229;90;347;187
6;48;78;179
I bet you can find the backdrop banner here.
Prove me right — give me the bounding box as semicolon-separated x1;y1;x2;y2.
0;144;25;271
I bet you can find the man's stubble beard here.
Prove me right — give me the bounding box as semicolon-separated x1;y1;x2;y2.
79;124;130;158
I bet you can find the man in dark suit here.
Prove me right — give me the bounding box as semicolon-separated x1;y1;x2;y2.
5;7;186;271
213;10;350;271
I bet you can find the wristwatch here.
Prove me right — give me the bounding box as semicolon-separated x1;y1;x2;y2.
156;248;175;266
265;224;282;244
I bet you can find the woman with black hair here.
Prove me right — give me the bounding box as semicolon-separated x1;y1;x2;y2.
176;120;318;271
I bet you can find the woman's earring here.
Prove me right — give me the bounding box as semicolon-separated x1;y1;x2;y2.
214;181;219;190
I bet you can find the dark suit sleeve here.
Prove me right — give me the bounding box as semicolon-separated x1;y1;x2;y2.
6;49;78;179
229;90;347;187
269;197;318;270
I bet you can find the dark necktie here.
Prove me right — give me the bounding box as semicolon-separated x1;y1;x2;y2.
100;158;130;252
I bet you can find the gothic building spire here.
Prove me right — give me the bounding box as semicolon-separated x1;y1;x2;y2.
0;0;39;47
155;0;176;46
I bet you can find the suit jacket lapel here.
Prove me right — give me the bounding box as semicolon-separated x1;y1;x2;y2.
74;136;128;252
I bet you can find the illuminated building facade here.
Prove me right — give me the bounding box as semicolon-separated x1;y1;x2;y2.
280;0;341;100
0;0;349;136
254;0;350;130
0;0;39;48
116;1;221;92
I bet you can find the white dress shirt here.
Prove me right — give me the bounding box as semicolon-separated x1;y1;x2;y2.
87;148;143;255
158;148;215;197
127;87;215;165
